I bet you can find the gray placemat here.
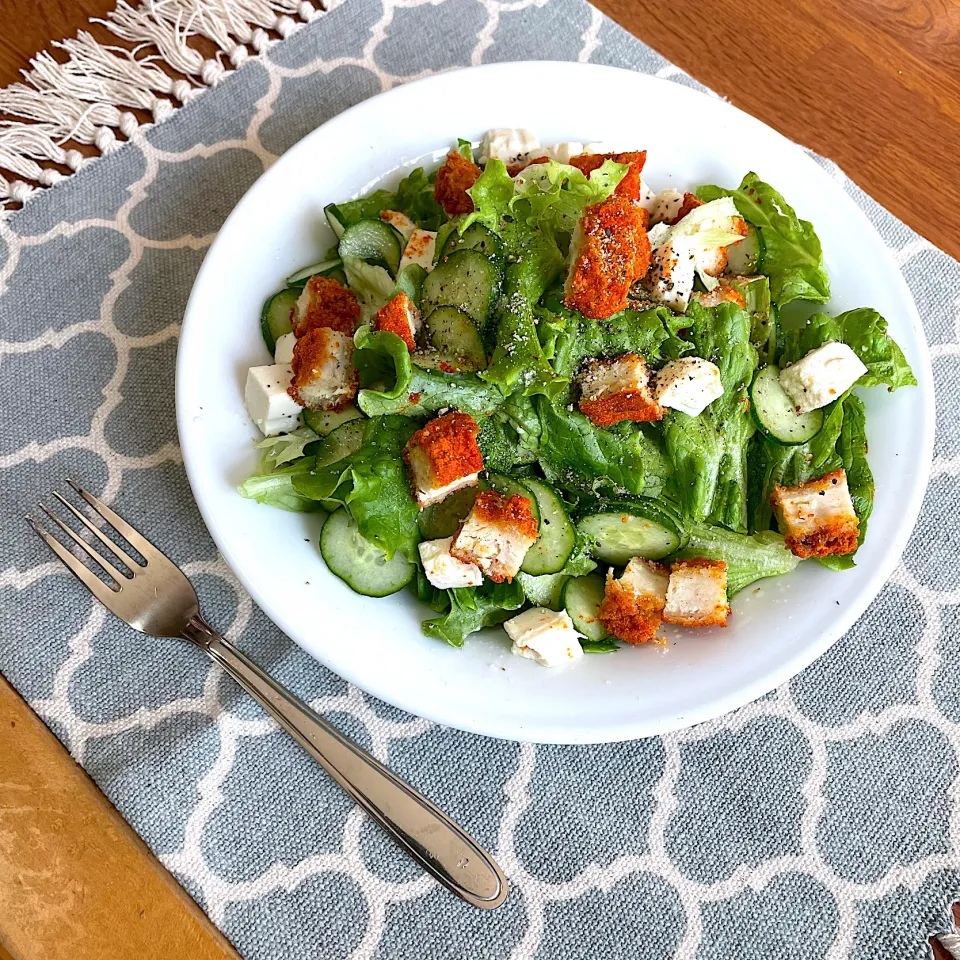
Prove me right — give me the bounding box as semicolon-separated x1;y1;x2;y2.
2;0;959;956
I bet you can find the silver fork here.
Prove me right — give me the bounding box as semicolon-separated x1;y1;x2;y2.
27;480;507;910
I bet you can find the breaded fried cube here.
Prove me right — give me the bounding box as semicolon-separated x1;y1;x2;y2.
578;353;663;427
450;491;539;583
771;469;860;558
403;412;483;509
433;151;482;216
649;188;684;225
292;275;361;337
667;192;704;225
374;291;422;351
663;558;729;628
569;150;647;202
564;195;651;320
288;327;357;411
692;279;747;308
599;558;669;645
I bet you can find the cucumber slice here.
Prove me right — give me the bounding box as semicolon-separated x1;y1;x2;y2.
302;406;364;437
561;574;609;642
416;484;480;540
516;571;569;610
315;419;365;468
439;222;505;264
339;219;405;276
724;225;761;275
520;478;575;575
750;365;824;444
425;306;487;371
578;502;682;564
421;249;500;326
286;258;343;287
259;288;298;354
320;508;413;597
324;203;348;239
485;473;541;525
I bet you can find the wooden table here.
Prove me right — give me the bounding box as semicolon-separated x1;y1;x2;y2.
1;2;957;958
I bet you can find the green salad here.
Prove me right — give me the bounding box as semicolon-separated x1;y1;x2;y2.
240;130;915;668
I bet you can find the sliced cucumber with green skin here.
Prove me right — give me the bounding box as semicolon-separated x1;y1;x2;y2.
438;222;504;265
338;219;405;277
324;203;348;239
416;484;480;540
302;406;364;437
320;508;414;597
561;574;609;642
485;473;541;526
260;288;298;354
516;571;569;610
286;258;343;287
315;419;365;468
750;365;824;444
578;501;682;564
425;306;487;371
421;249;500;326
520;478;575;575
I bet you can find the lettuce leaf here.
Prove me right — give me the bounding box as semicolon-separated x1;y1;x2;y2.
670;523;800;596
698;172;830;306
253;425;319;467
422;579;525;647
331;189;397;228
239;458;326;513
782;308;917;390
395;167;446;231
464;159;516;233
353;327;503;418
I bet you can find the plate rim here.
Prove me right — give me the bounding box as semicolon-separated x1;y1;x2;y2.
176;60;935;743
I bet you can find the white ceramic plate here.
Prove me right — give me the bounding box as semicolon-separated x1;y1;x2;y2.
177;61;933;744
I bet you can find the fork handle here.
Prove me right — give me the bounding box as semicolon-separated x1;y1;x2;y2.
183;618;507;909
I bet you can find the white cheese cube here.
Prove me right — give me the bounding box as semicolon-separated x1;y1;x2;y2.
543;142;585;164
418;537;483;589
479;128;540;165
637;178;656;212
642;239;696;313
505;608;584;667
399;229;437;273
273;331;296;364
649;188;685;225
779;341;868;414
244;364;302;436
655;358;724;417
379;209;416;242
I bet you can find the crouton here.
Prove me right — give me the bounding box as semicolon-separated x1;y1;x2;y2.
666;192;704;225
433;151;482;216
374;291;421;351
292;275;360;337
599;558;669;645
771;469;860;558
577;353;663;427
564;195;651;320
692;279;747;308
450;490;539;583
288;327;357;411
403;412;483;509
663;558;729;628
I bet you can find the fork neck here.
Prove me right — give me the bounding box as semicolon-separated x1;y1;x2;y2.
181;613;220;650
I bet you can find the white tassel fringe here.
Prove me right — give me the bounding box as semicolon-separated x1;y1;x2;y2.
0;0;326;210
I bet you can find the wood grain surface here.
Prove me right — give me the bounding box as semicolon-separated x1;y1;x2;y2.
1;1;958;958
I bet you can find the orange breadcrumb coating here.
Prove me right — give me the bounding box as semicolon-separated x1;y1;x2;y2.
507;155;549;176
662;558;730;628
466;491;539;542
599;563;668;645
666;192;704;225
374;291;419;351
288;327;357;411
564;195;651;320
579;391;663;427
403;412;483;489
569;151;647;202
434;151;482;216
771;469;860;559
693;279;747;309
293;275;360;337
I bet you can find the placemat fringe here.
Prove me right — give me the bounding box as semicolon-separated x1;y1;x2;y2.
0;0;329;211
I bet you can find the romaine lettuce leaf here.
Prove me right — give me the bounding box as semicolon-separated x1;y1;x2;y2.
698;172;830;306
782;308;917;390
331;189;397;228
353;327;503;418
422;579;525;647
239;458;326;513
394;167;446;231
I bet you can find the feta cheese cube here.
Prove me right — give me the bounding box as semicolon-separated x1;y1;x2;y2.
418;537;483;589
655;357;724;417
479;128;540;165
779;341;868;414
403;412;483;509
399;228;437;273
505;608;584;667
543;142;585;164
599;558;669;645
273;331;296;365
642;239;696;313
637;178;656;212
379;209;416;242
663;558;729;628
450;491;538;583
771;468;859;558
244;364;302;436
649;188;685;225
